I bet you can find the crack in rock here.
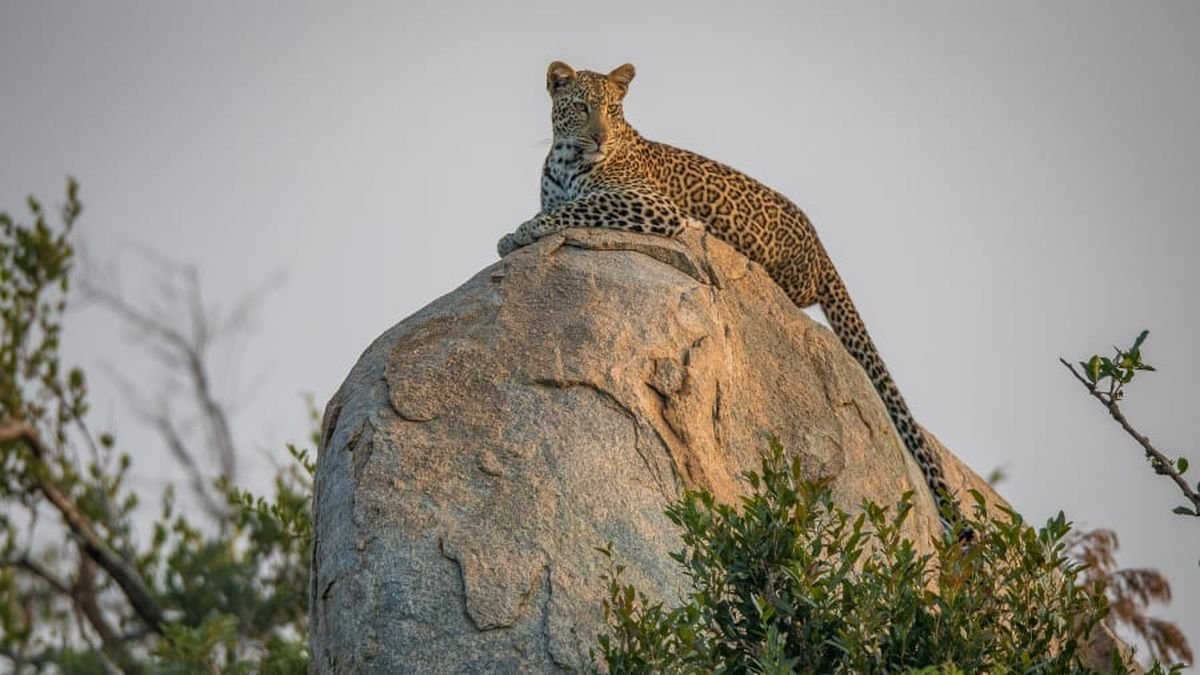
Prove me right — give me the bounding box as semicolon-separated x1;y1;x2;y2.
531;376;678;502
555;229;713;286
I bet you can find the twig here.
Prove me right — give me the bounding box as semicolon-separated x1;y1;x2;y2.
1;556;71;596
153;412;226;520
1060;358;1200;514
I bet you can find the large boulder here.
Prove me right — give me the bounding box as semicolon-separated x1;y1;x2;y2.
308;225;1119;672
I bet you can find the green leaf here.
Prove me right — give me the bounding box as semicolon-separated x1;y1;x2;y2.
1131;329;1149;352
1178;457;1189;475
1085;355;1101;383
1172;506;1196;516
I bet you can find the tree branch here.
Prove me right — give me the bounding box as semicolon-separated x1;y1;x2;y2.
74;554;141;672
1060;358;1200;514
0;420;166;633
0;554;141;671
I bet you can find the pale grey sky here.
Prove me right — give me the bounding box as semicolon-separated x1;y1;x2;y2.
2;0;1198;665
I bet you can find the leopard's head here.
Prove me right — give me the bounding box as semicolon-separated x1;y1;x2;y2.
545;61;636;159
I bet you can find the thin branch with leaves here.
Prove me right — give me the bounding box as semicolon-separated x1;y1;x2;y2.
1060;330;1200;517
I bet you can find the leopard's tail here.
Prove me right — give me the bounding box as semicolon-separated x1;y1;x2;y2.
818;265;973;544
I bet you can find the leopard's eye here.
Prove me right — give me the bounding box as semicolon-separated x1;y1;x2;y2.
575;102;590;115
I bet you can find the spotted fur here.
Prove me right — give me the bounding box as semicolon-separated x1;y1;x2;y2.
498;62;971;542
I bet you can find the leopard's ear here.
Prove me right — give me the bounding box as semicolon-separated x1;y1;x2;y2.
547;61;576;94
607;63;636;95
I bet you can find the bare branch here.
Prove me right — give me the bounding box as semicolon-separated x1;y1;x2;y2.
153;412;225;520
79;278;194;360
1060;358;1200;514
74;554;140;672
187;346;237;482
98;361;224;518
1;556;71;597
80;265;241;484
217;269;285;342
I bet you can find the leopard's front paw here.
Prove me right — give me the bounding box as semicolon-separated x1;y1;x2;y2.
497;231;527;257
498;214;552;257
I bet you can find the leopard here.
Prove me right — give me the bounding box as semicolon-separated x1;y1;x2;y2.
498;61;972;542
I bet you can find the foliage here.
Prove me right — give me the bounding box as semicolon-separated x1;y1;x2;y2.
1078;330;1157;400
0;182;311;672
594;441;1180;673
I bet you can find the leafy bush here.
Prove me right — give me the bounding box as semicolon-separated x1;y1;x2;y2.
595;442;1169;673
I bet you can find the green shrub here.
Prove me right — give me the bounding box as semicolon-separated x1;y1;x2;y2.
595;441;1166;674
